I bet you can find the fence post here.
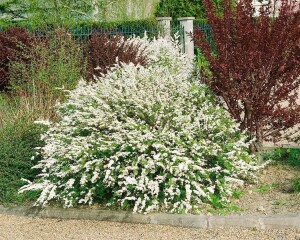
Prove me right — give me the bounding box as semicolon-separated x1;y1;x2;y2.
178;17;195;59
156;17;172;38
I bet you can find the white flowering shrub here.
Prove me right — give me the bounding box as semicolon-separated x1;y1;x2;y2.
20;36;259;213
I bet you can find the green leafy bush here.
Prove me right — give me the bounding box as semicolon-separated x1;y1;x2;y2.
0;0;159;26
155;0;223;20
263;148;300;167
195;48;212;81
0;119;45;205
0;28;85;205
20;36;259;214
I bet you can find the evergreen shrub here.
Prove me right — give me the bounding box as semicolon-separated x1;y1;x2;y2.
0;119;45;205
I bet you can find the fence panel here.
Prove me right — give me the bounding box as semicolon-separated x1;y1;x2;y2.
194;19;213;48
0;21;193;55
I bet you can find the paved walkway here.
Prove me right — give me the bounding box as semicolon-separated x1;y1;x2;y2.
1;214;300;240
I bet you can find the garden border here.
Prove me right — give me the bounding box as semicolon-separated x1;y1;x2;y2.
0;205;299;230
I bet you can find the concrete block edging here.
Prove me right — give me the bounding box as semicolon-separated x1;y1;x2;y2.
0;205;299;230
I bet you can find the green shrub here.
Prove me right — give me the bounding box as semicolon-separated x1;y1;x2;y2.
263;148;300;167
20;36;259;214
0;0;159;27
0;119;45;205
76;19;159;32
155;0;223;20
195;48;212;81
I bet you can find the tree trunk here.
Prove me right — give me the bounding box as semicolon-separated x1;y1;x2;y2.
249;125;264;162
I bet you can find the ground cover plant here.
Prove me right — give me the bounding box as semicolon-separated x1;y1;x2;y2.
193;0;300;153
20;35;261;214
264;148;300;167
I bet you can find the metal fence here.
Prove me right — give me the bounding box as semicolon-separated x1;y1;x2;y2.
0;20;211;56
194;19;213;47
0;22;183;37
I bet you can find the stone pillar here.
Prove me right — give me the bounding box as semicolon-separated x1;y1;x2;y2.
178;17;195;59
156;17;172;38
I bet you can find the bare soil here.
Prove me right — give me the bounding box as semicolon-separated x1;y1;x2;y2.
232;164;300;216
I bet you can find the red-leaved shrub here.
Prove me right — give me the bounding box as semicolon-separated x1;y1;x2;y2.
0;27;33;91
85;32;146;79
194;0;300;152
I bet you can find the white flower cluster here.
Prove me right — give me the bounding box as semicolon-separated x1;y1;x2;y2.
20;36;258;213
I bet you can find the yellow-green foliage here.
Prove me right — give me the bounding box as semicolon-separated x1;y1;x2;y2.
102;0;160;21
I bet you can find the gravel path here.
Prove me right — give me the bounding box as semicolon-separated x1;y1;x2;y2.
0;214;299;240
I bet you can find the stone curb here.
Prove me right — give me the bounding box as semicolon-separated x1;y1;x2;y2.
0;205;299;230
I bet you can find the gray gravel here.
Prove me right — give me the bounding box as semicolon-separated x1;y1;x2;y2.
0;214;299;240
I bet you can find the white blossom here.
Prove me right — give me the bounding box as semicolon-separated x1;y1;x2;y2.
20;35;260;213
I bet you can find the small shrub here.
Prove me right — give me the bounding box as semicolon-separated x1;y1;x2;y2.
195;48;212;81
0;118;45;205
0;27;32;91
20;36;259;214
85;32;146;79
263;148;300;167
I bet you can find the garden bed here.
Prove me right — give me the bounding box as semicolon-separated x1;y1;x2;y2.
233;164;300;216
0;21;299;218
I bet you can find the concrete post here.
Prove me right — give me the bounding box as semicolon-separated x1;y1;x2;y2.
178;17;195;59
156;17;172;38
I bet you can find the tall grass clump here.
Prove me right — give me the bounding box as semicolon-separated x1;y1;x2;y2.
8;28;85;121
20;36;261;214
